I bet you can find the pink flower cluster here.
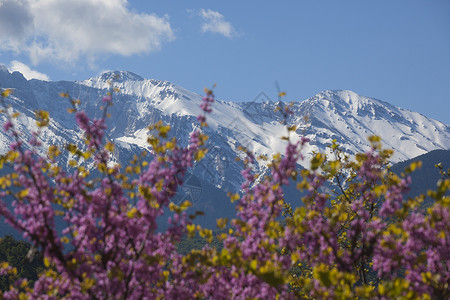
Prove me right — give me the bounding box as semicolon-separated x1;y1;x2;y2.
0;89;448;299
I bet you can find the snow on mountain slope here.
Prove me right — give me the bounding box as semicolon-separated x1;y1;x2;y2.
1;67;449;191
288;90;450;162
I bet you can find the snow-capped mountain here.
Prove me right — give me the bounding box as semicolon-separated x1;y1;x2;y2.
1;67;449;192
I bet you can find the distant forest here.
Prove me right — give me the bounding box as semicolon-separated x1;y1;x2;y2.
0;233;222;292
0;235;44;292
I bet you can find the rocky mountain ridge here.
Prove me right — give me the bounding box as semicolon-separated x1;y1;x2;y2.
1;67;449;192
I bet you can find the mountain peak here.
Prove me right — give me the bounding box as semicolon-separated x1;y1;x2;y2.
97;70;144;83
0;64;9;74
309;89;393;113
319;89;354;95
316;89;367;102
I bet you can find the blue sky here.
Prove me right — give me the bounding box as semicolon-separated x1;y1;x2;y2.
1;0;449;124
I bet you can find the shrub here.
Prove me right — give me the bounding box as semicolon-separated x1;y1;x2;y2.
0;87;448;299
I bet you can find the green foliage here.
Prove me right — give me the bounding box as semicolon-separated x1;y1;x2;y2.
0;236;44;292
177;232;224;256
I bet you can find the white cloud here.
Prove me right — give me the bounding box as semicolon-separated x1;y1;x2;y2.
0;0;175;65
198;9;236;38
8;60;50;81
0;0;34;52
